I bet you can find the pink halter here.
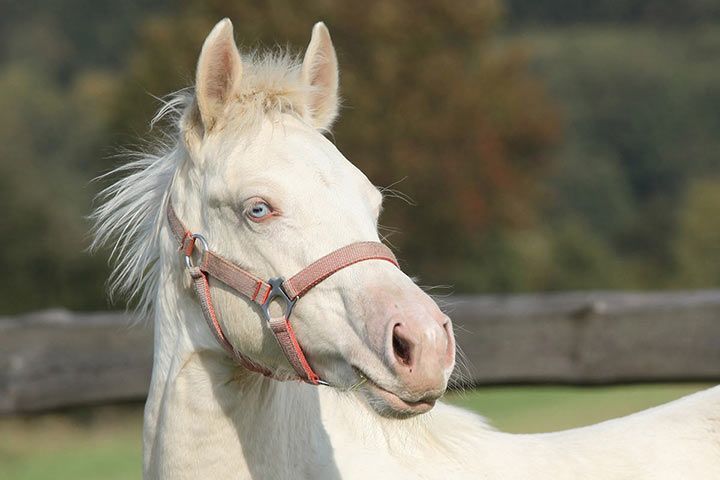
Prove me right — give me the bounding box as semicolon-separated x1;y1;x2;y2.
167;201;399;385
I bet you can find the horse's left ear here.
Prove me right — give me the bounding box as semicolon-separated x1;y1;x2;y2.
301;22;340;132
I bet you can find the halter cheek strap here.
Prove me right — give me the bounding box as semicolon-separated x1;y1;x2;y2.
166;201;399;385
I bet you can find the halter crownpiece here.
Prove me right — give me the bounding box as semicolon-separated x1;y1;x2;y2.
166;200;399;385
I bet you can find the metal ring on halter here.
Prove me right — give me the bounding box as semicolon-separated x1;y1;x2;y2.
260;277;297;322
184;233;209;269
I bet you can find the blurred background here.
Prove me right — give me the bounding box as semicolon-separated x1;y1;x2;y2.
1;0;719;479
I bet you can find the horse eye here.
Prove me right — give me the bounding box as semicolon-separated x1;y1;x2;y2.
248;202;272;220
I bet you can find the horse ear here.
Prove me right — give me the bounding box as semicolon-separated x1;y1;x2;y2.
301;22;340;131
195;18;242;131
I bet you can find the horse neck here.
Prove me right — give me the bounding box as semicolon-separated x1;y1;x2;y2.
142;234;521;479
142;241;345;478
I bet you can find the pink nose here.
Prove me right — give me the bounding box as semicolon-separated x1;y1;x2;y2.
387;308;455;395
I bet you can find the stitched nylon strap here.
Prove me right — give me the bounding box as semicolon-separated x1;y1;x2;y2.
202;252;272;304
282;242;399;299
167;201;399;385
189;267;273;376
168;204;274;304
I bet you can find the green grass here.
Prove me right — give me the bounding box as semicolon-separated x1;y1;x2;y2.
0;384;712;480
444;383;711;433
0;405;143;480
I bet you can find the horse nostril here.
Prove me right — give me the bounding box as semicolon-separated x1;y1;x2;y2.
392;324;413;368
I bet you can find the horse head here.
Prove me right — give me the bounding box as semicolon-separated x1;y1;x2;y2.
167;19;455;418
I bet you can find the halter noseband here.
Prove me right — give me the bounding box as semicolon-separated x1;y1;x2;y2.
167;200;399;385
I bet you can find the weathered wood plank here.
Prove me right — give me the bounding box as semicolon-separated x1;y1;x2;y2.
450;290;720;385
0;309;152;414
2;290;720;413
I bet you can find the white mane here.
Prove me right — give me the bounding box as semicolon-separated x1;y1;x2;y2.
90;50;312;319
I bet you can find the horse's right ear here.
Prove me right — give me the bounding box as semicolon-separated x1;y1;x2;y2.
195;18;243;132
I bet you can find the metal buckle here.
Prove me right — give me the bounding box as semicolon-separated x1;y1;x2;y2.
260;278;329;385
260;277;297;321
183;233;209;269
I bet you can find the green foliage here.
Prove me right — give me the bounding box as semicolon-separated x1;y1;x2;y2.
112;0;560;290
673;178;720;286
520;26;720;289
505;0;720;26
2;1;720;313
0;65;112;312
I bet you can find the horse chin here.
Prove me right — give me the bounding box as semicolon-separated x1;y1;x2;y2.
363;384;436;419
353;370;439;419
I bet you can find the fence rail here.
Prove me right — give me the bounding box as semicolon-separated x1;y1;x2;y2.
2;290;720;414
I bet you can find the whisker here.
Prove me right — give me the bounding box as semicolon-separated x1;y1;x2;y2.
378;177;417;206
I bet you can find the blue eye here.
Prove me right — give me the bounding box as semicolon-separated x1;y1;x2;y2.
248;202;272;219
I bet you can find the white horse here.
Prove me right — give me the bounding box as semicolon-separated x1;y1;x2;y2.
93;19;720;479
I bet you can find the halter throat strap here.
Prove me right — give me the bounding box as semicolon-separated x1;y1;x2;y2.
166;201;399;385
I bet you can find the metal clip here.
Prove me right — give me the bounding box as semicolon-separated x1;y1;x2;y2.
183;233;209;269
260;277;297;321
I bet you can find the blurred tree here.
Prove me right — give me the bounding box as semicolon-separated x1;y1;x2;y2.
673;178;720;286
505;0;720;26
0;65;114;311
528;27;720;287
0;0;173;313
6;0;720;314
0;0;174;76
112;0;561;290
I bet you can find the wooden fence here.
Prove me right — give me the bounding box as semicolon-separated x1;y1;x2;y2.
2;290;720;414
